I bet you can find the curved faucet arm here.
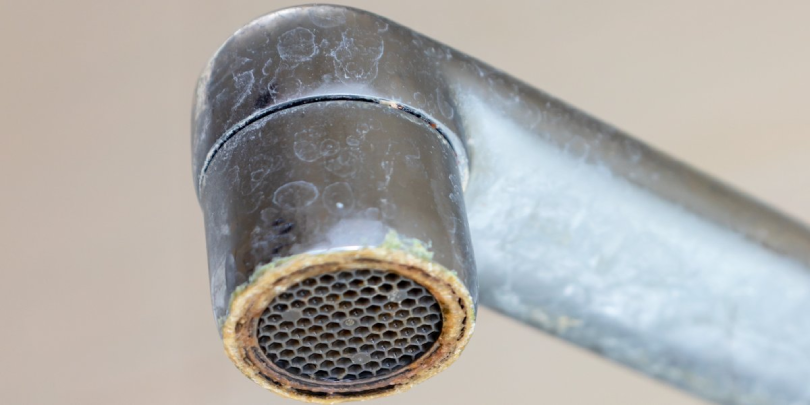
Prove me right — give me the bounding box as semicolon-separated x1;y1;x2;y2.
192;5;810;405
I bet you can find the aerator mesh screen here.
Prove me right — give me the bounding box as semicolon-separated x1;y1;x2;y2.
257;269;443;382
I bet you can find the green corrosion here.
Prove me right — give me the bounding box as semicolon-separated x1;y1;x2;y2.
218;255;298;329
228;255;297;307
381;230;435;261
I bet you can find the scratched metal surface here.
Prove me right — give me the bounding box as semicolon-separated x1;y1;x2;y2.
459;94;810;405
3;1;810;405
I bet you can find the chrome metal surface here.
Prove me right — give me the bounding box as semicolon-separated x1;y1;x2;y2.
198;100;475;326
192;5;810;405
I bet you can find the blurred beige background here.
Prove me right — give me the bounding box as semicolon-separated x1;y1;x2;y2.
1;1;808;404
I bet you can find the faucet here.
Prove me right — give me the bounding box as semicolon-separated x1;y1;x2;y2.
192;5;810;404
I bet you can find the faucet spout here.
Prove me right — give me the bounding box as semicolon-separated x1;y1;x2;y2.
193;5;810;404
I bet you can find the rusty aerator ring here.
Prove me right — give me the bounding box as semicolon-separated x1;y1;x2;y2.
222;249;475;403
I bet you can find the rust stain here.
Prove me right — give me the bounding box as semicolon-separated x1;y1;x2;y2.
221;248;476;403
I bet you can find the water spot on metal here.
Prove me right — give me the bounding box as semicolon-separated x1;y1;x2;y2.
294;130;322;162
330;30;384;83
273;181;319;210
324;149;360;177
278;27;318;63
249;169;269;192
323;182;355;214
265;79;280;100
319;139;340;157
261;57;274;75
347;128;366;147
